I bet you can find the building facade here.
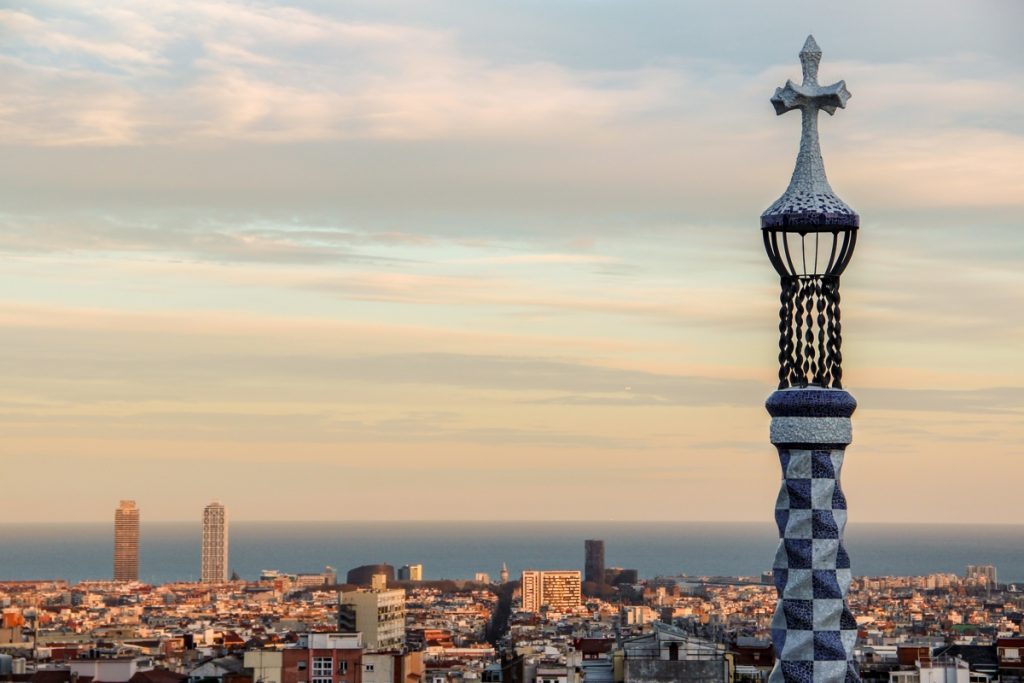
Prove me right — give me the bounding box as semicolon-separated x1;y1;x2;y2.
347;564;395;586
520;571;581;614
584;540;605;585
362;652;424;683
201;501;228;584
113;500;140;582
620;623;730;683
605;568;638;586
966;565;998;586
889;657;976;683
244;651;284;683
245;633;364;683
997;638;1024;681
338;589;407;651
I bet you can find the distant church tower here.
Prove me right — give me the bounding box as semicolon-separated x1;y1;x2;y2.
500;562;509;584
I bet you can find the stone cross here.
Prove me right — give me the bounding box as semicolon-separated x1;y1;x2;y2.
763;35;855;222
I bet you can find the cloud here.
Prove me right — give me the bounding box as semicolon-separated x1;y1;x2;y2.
0;405;645;449
2;297;1019;416
0;1;1023;525
858;386;1024;415
0;1;679;146
456;254;619;265
0;324;765;405
4;0;1020;216
0;212;421;265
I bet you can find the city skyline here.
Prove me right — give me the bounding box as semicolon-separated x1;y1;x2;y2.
1;1;1022;525
3;517;1023;585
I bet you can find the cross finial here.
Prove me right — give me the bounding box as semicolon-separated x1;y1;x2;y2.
761;36;857;227
772;35;850;117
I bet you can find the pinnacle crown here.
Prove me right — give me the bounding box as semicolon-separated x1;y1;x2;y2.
762;35;857;229
800;35;821;56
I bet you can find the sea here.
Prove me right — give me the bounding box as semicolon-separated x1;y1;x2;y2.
2;521;1023;585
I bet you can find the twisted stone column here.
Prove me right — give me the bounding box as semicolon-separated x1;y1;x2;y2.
767;387;859;683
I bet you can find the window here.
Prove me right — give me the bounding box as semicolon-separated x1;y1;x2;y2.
313;658;333;676
298;663;307;671
365;665;375;673
1004;648;1021;662
313;678;332;683
338;662;347;675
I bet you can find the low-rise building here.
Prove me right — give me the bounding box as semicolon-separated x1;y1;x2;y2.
618;623;729;683
339;592;406;651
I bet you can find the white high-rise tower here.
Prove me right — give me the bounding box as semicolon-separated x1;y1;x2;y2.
201;501;228;583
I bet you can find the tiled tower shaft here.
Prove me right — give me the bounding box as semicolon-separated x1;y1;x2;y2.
767;387;859;683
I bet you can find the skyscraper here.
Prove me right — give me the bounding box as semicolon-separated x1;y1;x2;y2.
201;501;228;583
584;539;605;585
113;500;139;582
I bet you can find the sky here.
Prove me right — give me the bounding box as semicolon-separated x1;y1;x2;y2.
1;0;1022;524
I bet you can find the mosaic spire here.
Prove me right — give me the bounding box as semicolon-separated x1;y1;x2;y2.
761;37;862;683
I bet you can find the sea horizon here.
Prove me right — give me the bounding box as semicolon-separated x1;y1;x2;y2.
3;520;1023;586
9;519;1024;526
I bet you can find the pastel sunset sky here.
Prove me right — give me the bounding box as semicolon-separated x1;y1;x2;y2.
1;1;1022;523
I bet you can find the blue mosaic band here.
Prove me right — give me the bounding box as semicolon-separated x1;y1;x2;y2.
767;388;860;683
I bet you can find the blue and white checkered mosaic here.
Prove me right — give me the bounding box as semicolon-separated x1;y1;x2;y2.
768;448;860;683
